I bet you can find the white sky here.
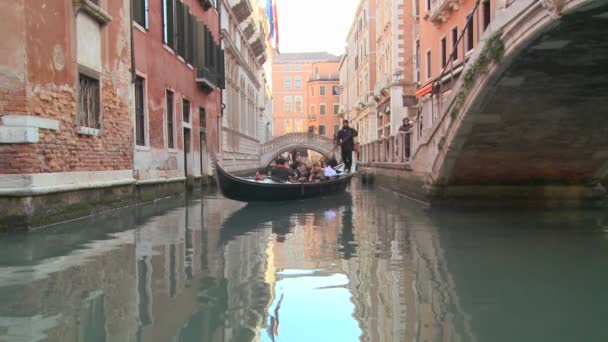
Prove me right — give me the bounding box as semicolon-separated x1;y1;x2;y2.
262;0;360;56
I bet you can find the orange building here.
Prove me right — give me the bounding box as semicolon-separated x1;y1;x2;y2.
271;53;341;137
306;61;342;138
415;0;495;97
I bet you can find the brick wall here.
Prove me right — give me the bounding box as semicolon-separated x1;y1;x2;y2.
0;1;133;175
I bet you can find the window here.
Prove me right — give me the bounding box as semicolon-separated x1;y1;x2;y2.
332;86;340;96
333;104;340;115
320;86;326;96
295;65;302;71
295;76;302;89
134;76;146;146
318;125;326;136
452;27;458;61
483;0;491;30
284;77;291;89
441;37;447;67
320;104;327;115
426;50;431;80
310;87;315;96
466;14;474;52
176;1;185;56
182;98;190;123
162;0;175;47
284;119;293;133
426;0;431;11
284;96;292;112
285;65;291;71
310;105;316;115
133;0;149;29
199;107;206;141
294;96;302;112
314;67;319;76
166;90;175;148
77;73;101;129
415;39;420;83
333;124;340;136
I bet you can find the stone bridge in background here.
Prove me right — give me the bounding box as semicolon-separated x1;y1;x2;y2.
260;133;338;166
379;0;608;206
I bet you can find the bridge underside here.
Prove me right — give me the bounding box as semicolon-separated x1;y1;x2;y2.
446;2;608;190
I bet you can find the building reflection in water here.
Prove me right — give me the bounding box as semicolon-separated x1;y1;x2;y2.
0;186;480;342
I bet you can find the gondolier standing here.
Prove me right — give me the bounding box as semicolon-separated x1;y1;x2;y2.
336;120;358;172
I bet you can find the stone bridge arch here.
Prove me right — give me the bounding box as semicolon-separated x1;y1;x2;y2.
408;0;608;205
260;133;338;166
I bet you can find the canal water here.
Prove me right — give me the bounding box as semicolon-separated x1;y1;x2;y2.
1;183;608;342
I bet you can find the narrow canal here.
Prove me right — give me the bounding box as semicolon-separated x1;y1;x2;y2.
1;183;608;342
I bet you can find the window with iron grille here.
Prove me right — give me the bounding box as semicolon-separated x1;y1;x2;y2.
182;98;190;123
135;76;146;146
77;73;101;129
166;90;175;148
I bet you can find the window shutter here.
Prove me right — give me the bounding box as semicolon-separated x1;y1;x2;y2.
176;1;184;57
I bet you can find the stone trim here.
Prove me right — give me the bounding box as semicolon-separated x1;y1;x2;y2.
0;170;135;196
73;0;112;25
0;127;39;144
1;115;60;131
77;126;101;136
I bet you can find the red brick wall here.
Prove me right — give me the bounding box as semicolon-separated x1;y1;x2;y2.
0;1;133;174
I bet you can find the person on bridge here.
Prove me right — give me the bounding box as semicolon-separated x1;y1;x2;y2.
270;157;295;182
399;118;413;161
336;120;358;172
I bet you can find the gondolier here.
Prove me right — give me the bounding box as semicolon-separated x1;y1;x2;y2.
336;120;358;172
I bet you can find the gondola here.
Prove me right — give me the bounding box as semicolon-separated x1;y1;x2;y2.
215;162;354;202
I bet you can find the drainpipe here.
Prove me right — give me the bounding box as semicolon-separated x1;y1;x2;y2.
130;1;136;83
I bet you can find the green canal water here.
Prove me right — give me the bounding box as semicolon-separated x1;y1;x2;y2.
1;183;608;342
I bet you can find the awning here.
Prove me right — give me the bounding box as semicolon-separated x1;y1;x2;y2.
415;82;433;98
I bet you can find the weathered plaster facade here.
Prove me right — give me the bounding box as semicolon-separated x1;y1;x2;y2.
132;0;222;184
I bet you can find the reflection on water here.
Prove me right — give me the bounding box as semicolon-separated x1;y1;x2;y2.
1;184;608;341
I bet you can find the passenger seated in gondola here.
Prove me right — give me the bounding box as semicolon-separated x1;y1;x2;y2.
270;157;295;182
322;160;337;178
309;163;324;182
295;163;309;182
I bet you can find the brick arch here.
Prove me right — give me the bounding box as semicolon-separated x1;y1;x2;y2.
260;133;338;166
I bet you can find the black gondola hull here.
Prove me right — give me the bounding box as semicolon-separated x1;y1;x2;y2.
215;163;353;202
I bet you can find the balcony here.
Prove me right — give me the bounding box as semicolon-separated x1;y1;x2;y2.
429;0;461;23
308;73;339;82
228;0;253;23
240;18;256;40
194;21;225;91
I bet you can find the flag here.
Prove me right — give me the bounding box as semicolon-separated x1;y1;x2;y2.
273;0;280;54
265;0;274;40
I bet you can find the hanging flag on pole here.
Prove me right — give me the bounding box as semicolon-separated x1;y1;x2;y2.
273;0;280;54
266;0;274;41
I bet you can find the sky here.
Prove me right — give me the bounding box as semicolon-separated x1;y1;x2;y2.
262;0;360;56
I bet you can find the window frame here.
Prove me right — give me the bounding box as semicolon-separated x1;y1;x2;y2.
451;26;458;61
441;36;447;67
319;103;327;116
134;75;148;146
182;98;190;123
319;85;326;96
284;96;293;113
426;49;431;80
133;0;149;29
166;90;175;149
284;77;292;89
77;67;102;130
318;124;326;136
333;103;340;115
